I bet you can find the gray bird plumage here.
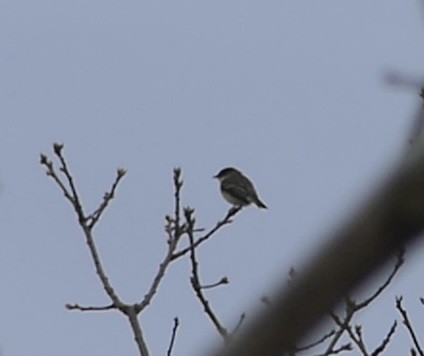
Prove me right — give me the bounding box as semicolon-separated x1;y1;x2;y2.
214;167;267;209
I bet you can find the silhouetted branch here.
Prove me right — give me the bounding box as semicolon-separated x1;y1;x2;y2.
313;342;352;356
65;303;116;312
87;168;127;229
231;313;246;336
41;144;124;307
293;251;404;355
171;206;242;261
202;277;229;290
41;144;148;355
371;320;397;356
355;250;404;309
166;317;180;356
137;168;186;311
396;296;424;356
185;207;230;343
295;329;336;353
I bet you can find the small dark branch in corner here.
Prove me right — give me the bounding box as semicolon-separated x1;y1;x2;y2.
371;320;397;356
355;249;404;310
313;343;352;356
66;303;116;312
326;309;364;355
353;324;368;354
328;343;353;355
166;317;180;356
323;251;404;355
171;206;242;261
396;296;424;356
231;313;246;337
185;207;230;344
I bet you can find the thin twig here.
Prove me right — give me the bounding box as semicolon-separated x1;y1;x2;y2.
325;311;353;354
202;277;229;290
313;343;352;356
296;329;336;352
137;168;184;311
171;206;242;261
87;168;127;229
396;296;424;356
41;145;124;307
231;313;246;337
371;320;397;356
185;207;229;343
355;250;404;309
329;310;369;355
323;251;404;355
166;317;180;356
65;303;116;312
54;143;86;221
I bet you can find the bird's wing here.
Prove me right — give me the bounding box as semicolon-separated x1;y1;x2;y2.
221;181;251;205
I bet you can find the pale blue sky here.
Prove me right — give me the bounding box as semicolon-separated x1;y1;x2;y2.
1;1;424;355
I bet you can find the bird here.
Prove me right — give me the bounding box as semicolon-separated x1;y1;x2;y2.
214;167;267;209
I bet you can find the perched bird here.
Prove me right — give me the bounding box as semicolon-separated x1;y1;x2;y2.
214;167;267;209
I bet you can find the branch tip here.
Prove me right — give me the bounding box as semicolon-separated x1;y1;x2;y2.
117;167;127;178
53;142;64;155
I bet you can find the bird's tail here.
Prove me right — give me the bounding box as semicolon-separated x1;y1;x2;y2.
255;198;267;209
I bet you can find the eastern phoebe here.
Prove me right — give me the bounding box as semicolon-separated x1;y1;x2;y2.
214;167;267;209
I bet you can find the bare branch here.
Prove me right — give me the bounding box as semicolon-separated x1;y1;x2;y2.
41;144;148;355
173;167;183;233
53;142;86;221
126;305;150;356
40;151;83;218
171;206;242;261
137;168;185;311
185;207;230;343
231;313;246;337
328;310;369;356
87;168;127;229
313;342;352;356
371;320;397;356
41;145;123;307
355;250;404;310
296;329;337;352
202;276;229;290
166;317;180;356
396;296;424;356
65;303;116;312
81;225;124;307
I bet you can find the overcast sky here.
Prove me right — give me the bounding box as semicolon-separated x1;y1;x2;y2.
1;1;424;355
